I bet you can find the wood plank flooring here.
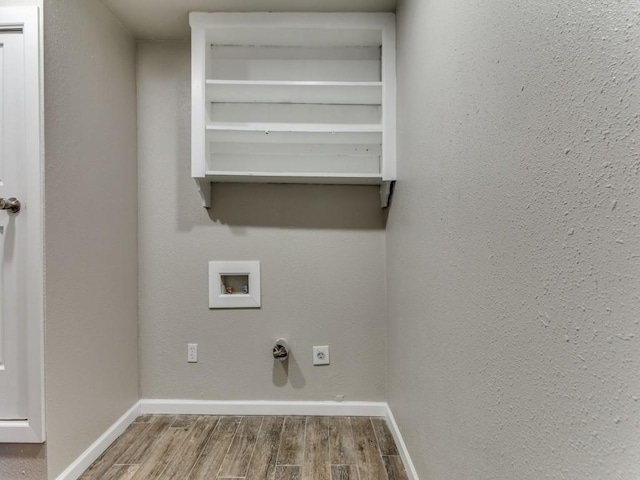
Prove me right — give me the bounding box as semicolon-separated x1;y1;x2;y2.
80;415;408;480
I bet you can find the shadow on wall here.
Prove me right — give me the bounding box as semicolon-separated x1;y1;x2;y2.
207;183;389;231
272;353;306;389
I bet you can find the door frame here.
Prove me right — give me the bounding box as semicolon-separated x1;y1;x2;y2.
0;5;44;443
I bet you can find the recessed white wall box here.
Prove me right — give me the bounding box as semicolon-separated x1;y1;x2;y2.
209;261;261;308
190;12;397;208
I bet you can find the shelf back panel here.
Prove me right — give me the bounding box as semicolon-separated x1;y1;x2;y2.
208;154;381;175
205;27;382;48
208;103;382;126
207;46;381;82
206;130;382;145
205;82;382;105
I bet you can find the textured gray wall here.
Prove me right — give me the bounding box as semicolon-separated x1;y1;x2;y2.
137;41;387;402
388;0;640;479
43;0;139;477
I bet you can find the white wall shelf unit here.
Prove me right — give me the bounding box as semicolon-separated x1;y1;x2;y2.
190;12;396;208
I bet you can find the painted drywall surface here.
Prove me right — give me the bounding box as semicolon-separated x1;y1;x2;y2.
137;41;387;402
0;1;46;478
388;0;640;479
43;0;138;478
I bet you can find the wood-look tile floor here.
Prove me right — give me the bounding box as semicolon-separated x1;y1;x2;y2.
80;415;408;480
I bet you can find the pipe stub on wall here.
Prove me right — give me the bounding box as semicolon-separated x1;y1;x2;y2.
273;339;289;361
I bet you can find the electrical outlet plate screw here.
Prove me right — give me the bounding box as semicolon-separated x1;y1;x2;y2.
313;345;330;365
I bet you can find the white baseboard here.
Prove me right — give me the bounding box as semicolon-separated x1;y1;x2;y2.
384;405;419;480
55;401;141;480
56;400;418;480
139;399;388;417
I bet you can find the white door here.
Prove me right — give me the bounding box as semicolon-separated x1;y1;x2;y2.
0;24;28;420
0;6;43;442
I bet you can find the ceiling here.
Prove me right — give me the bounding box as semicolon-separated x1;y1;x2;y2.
101;0;397;40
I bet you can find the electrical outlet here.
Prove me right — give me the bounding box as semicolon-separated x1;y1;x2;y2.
188;343;198;363
313;345;330;365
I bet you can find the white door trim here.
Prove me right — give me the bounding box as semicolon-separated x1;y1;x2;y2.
0;5;44;443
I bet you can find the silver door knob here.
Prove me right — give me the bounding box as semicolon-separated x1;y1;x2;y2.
0;197;21;214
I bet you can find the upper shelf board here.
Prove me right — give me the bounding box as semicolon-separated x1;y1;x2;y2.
206;80;383;105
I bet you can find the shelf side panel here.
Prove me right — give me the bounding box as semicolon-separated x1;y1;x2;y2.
381;16;397;181
191;25;207;177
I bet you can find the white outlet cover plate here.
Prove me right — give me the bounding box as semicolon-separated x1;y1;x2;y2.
188;343;198;363
209;261;261;308
313;346;330;365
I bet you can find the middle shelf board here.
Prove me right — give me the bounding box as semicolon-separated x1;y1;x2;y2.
205;80;383;105
205;123;383;133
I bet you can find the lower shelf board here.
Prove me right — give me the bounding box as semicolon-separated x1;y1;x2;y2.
204;171;383;185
